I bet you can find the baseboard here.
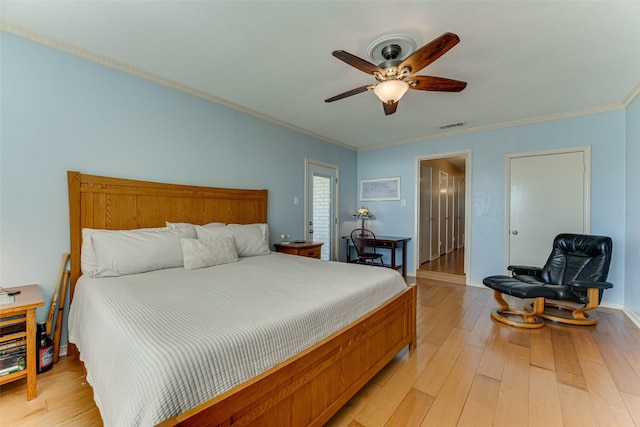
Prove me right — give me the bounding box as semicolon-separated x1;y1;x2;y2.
622;307;640;329
600;301;624;310
59;344;68;358
598;301;640;327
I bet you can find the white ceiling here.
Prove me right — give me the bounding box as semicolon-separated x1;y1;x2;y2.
1;1;639;151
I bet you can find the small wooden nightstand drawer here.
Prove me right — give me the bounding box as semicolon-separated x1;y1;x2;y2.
274;242;323;259
299;247;321;258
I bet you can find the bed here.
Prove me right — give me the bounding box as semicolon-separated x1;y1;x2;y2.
66;171;417;426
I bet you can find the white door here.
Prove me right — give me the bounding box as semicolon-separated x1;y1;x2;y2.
419;163;432;264
508;149;588;267
306;161;338;261
439;171;449;256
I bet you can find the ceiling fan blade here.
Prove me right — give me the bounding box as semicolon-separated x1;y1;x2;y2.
332;50;384;75
383;101;398;115
408;76;467;92
398;32;460;74
324;85;373;103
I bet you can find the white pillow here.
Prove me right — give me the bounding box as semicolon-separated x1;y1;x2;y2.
225;223;271;257
194;225;235;240
166;221;224;230
88;226;196;277
180;236;238;270
81;226;167;275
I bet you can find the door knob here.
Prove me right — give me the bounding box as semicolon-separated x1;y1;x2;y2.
512;230;518;235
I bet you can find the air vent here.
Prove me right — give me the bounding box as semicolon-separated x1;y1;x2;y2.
438;121;467;130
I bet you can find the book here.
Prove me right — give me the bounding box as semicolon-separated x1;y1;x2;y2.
0;294;14;304
0;322;26;337
0;361;25;376
0;351;26;372
0;345;26;359
0;287;22;304
0;338;26;351
0;345;26;358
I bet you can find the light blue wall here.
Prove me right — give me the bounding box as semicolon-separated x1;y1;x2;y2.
358;111;627;305
0;33;357;340
626;95;640;319
1;29;635;344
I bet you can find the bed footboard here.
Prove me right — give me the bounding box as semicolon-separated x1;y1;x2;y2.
158;283;417;427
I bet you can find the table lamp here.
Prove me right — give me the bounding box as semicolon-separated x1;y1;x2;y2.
353;206;375;229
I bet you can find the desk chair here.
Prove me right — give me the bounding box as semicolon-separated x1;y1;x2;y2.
351;228;384;266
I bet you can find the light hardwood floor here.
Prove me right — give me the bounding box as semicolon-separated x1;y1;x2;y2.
419;248;465;276
417;248;466;284
1;278;639;426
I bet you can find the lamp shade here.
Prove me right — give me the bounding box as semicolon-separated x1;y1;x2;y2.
373;80;409;104
353;206;375;220
353;206;376;229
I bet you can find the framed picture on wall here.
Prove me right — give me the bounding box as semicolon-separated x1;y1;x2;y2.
360;177;400;201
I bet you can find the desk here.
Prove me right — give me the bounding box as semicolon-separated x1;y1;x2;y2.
343;235;411;276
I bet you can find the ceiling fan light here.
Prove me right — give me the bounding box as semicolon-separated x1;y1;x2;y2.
373;80;409;104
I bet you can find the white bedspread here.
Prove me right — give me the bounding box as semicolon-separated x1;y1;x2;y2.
68;252;407;426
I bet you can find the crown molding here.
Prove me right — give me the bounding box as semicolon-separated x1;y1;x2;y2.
359;103;626;152
623;81;640;107
0;19;356;152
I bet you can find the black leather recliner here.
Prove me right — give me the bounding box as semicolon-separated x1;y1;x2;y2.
483;233;613;328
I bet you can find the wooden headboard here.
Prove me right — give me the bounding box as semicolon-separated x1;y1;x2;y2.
67;171;268;302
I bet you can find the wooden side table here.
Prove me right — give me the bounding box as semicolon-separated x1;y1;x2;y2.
274;242;323;259
0;284;44;400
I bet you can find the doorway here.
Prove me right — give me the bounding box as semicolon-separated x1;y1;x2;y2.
305;159;338;261
416;152;470;284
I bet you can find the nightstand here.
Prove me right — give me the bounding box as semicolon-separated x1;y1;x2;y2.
274;242;323;259
0;284;44;400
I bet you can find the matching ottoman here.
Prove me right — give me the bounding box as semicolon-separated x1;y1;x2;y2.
482;275;557;328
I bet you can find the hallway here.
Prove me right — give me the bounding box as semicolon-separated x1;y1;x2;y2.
417;247;465;284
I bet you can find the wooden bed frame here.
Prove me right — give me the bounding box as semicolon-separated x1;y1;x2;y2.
67;170;417;427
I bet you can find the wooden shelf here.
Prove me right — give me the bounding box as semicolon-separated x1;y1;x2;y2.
0;284;44;400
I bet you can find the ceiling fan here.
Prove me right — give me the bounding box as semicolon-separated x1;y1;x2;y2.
325;32;467;115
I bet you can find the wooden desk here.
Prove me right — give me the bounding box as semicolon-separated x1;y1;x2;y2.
343;235;411;276
0;284;44;400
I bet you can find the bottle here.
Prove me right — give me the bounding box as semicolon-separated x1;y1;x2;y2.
36;322;53;374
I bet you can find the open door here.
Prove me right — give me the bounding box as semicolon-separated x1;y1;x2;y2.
419;163;433;264
306;160;338;261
